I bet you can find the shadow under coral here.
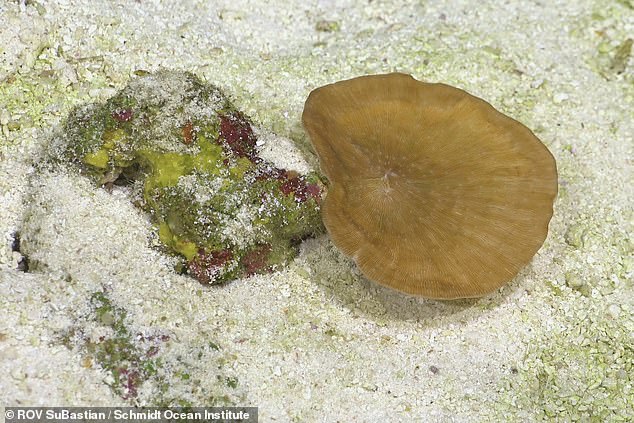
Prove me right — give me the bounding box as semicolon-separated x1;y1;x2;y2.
298;235;529;327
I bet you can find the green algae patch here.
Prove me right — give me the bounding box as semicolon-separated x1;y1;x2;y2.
57;70;228;185
87;292;164;400
53;70;324;284
315;20;341;33
62;291;243;405
497;306;634;421
0;64;97;146
579;3;633;82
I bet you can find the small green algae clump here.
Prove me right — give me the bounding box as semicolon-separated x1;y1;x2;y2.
56;70;323;284
62;292;242;405
87;292;165;400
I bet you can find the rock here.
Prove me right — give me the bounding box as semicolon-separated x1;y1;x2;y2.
51;70;324;284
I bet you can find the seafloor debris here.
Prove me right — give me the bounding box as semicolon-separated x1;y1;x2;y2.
54;70;323;284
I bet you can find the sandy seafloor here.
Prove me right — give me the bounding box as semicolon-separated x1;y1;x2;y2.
0;0;633;421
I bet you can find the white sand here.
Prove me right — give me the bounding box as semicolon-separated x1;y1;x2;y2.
1;0;632;420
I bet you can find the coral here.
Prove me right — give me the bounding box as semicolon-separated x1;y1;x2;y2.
55;70;324;284
303;73;557;299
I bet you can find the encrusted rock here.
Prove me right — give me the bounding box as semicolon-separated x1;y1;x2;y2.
52;70;324;284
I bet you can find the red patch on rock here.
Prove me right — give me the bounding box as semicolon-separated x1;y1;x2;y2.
280;176;301;196
280;175;321;202
118;367;141;399
182;121;195;145
254;165;322;203
241;244;272;275
188;249;233;284
218;112;258;161
112;108;133;122
305;183;321;200
255;165;287;182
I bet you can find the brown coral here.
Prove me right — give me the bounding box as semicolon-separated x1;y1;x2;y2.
302;73;557;299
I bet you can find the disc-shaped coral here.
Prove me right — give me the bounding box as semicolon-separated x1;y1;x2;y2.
302;73;558;299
